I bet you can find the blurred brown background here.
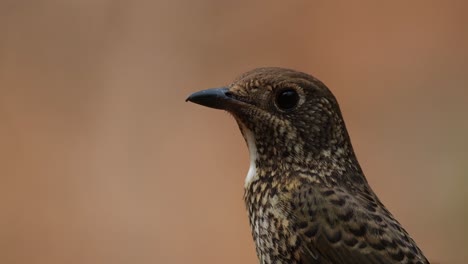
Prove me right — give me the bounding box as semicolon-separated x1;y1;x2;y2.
0;1;467;263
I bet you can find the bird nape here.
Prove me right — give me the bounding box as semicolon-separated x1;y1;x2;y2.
187;67;429;264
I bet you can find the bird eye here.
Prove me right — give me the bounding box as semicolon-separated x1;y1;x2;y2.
275;88;299;110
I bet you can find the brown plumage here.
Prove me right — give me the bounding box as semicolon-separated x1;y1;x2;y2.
187;67;429;264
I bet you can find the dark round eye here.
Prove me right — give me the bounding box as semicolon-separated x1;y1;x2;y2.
275;88;299;110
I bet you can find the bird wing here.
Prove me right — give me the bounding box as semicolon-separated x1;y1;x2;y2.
278;176;428;264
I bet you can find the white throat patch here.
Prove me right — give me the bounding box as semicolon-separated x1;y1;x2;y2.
241;126;258;187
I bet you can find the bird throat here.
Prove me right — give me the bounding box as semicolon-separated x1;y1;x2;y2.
238;123;258;188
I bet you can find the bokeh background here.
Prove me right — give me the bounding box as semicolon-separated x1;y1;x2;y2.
1;1;467;263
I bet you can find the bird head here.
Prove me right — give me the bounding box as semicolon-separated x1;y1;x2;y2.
187;67;358;183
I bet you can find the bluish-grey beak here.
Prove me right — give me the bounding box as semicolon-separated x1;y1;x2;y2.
186;87;232;110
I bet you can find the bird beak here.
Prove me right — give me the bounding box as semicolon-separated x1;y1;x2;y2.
186;87;233;110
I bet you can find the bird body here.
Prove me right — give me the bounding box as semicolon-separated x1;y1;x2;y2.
187;68;429;264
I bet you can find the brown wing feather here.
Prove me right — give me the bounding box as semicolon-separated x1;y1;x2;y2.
279;177;429;264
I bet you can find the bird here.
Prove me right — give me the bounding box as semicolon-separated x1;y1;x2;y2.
186;67;429;264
